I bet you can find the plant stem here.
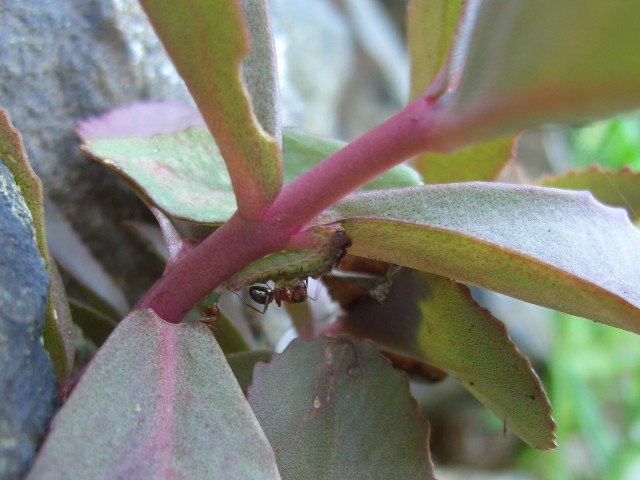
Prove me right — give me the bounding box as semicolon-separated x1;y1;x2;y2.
137;96;442;323
264;96;441;233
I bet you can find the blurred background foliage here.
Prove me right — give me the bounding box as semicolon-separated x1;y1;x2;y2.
516;116;640;480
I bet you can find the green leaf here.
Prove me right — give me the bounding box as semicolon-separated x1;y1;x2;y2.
414;136;515;183
82;127;422;225
435;1;640;150
227;350;273;394
241;0;281;142
28;309;280;479
248;336;435;479
321;183;640;334
204;310;251;355
283;128;423;189
407;0;461;101
226;224;351;290
538;166;640;222
407;1;515;183
83;127;235;225
140;0;282;216
340;269;556;450
0;107;73;380
69;298;118;347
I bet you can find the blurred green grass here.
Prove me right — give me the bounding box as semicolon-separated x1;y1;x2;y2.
519;114;640;480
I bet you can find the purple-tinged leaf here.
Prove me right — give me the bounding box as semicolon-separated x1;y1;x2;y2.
0;107;73;380
538;165;640;222
76;102;205;140
28;309;280;479
81;127;421;226
432;1;640;151
248;336;435;479
140;0;282;218
338;269;556;450
321;183;640;334
83;127;236;224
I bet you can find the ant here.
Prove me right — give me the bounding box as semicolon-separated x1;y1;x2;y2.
246;279;309;313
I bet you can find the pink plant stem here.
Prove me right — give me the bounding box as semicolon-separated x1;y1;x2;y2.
137;96;441;323
265;96;441;233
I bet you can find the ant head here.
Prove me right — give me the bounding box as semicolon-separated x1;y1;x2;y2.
289;281;308;303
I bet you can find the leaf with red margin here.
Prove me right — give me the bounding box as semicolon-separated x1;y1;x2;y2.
434;2;640;151
28;309;280;479
338;268;556;450
247;336;435;479
80;126;421;226
321;183;640;334
538;165;640;222
140;0;282;217
0;108;73;381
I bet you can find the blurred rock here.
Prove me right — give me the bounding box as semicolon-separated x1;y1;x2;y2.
0;162;57;479
269;0;355;138
0;0;188;304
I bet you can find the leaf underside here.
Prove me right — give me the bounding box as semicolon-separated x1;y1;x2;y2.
321;183;640;334
340;269;556;450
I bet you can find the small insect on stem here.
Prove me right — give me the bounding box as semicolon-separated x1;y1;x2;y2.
247;279;309;314
199;290;221;329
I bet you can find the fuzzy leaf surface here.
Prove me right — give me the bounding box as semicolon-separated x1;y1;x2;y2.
82;127;421;225
340;269;556;450
28;309;280;480
140;0;281;216
538;166;640;222
322;183;640;334
436;1;640;150
248;336;434;479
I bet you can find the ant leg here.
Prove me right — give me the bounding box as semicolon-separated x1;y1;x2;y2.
229;287;269;314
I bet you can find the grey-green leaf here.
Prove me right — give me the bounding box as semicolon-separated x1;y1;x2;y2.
248;336;435;479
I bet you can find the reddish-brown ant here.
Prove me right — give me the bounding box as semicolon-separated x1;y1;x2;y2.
247;279;309;313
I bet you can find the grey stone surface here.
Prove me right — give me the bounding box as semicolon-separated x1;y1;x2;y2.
0;162;57;480
0;0;190;303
